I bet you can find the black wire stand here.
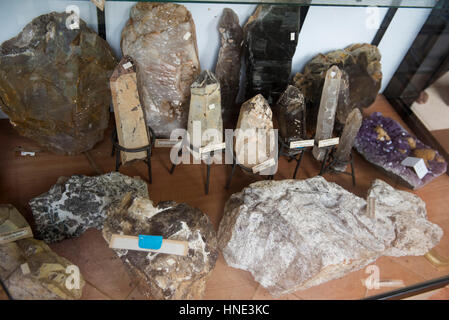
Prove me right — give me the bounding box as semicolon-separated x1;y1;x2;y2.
111;126;156;184
277;136;313;179
319;147;356;186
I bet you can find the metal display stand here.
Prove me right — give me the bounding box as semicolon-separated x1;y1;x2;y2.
319;147;356;186
277;136;313;179
111;126;156;184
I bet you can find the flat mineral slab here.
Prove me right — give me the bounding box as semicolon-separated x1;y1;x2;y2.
355;112;447;189
218;177;442;297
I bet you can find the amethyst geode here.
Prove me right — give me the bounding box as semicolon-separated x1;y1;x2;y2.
355;112;447;189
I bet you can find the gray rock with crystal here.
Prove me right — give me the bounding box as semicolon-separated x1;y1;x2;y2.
121;3;201;138
215;8;243;128
218;177;442;297
29;172;148;243
103;194;218;300
187;70;223;148
276;85;306;144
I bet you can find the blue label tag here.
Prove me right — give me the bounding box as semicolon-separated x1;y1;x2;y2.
138;235;163;250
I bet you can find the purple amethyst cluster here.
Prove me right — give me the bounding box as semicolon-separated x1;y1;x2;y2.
355;112;447;189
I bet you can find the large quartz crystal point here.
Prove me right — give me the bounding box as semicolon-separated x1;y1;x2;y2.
218;177;442;297
0;238;85;299
293;43;382;130
121;3;201;138
187;70;223;148
103;194;219;300
276;85;306;144
330;108;362;172
312;66;342;161
215;8;243;128
244;5;301;104
355;112;447;189
235;94;276;168
0;12;117;155
29;172;148;243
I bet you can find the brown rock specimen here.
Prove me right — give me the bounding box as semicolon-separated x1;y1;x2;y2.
0;12;117;155
0;238;85;299
121;3;201;138
277;85;306;144
103;194;218;300
215;8;243;128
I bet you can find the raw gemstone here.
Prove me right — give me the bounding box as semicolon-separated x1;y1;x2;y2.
0;238;85;299
121;3;201;138
187;70;223;148
312;66;341;161
355;112;447;189
244;5;301;104
0;12;117;155
218;177;442;297
110;57;150;164
29;173;148;243
215;8;243;128
276;85;306;144
103;194;218;300
235;94;276;169
293;43;382;131
330;108;362;172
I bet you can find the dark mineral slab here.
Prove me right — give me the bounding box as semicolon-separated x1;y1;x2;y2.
276;85;306;144
0;12;117;155
354;112;447;189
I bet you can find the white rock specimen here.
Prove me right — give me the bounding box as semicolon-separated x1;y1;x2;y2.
0;238;85;300
29;173;148;243
103;194;218;300
218;176;442;297
187;70;223;148
235;94;276;169
121;3;201;138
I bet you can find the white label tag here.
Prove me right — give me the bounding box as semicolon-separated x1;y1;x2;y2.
401;157;428;179
318;137;340;148
183;32;191;40
367;197;375;218
20;151;35;157
252;158;276;174
290;139;314;149
208;104;215;110
290;32;295;41
199;142;225;154
0;228;33;244
155;139;182;148
21;263;30;275
122;62;133;70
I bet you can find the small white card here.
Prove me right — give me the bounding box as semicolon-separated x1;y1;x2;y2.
183;32;191;40
290;139;314;149
155;139;182;148
401;157;428;179
252;158;276;174
318;137;340;148
123;62;133;70
199;142;226;154
208;104;215;110
20;151;35;157
21;263;30;275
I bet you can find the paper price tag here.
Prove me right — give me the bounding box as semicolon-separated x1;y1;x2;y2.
290;32;295;41
20;151;35;157
199;142;225;154
208;104;215;110
183;32;191;40
155;139;182;148
290;139;314;149
252;158;276;174
21;263;30;275
401;157;428;179
318;137;339;148
0;227;33;244
123;62;133;70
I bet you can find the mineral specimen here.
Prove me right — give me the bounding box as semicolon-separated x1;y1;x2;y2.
215;8;243;128
235;94;276;169
103;194;218;300
293;43;382;131
0;12;117;155
244;5;301;104
276;85;306;144
29;172;148;243
0;238;85;299
218;177;442;297
312;66;341;161
187;70;223;148
110;57;150;164
330;108;362;172
121;3;201;138
355;112;447;189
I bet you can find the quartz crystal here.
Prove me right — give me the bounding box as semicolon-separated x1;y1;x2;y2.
276;85;306;144
121;3;201;138
312;66;341;161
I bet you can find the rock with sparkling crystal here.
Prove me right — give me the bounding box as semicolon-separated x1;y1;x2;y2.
355;112;447;189
244;5;301;104
121;3;201;138
312;66;341;161
276;85;306;144
218;176;442;297
0;12;117;155
331;108;362;172
293;43;382;132
235;94;276;169
102;194;218;300
29;173;148;243
187;70;223;148
215;8;243;128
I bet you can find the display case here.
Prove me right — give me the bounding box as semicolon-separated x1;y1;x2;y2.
0;0;448;302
